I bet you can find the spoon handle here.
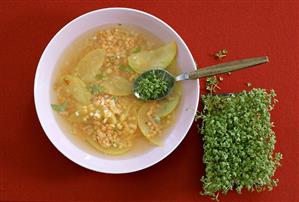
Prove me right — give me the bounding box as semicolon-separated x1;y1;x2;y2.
185;56;269;80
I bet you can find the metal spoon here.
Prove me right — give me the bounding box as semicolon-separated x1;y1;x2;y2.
133;56;269;100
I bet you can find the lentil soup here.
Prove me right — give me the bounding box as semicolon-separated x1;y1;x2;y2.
51;24;182;155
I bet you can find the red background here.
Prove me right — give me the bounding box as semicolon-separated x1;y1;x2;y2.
0;1;298;202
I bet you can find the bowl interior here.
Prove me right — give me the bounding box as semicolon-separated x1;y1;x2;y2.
34;8;199;173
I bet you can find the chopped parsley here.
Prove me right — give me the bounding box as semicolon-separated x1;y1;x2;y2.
95;73;105;80
153;115;161;124
51;101;68;112
87;84;102;95
119;64;133;73
131;46;141;53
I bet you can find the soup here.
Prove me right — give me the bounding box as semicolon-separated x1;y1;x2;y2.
51;24;181;155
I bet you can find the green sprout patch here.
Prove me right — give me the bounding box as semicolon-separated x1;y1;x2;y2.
197;88;282;200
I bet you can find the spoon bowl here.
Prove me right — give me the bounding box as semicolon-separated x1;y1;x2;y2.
133;56;269;100
133;69;175;100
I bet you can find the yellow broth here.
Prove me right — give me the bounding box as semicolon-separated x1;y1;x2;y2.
52;24;182;155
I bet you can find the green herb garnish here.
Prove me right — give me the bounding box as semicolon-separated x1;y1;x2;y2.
153;115;161;124
131;47;141;53
108;55;116;62
206;76;220;93
215;49;228;59
51;101;68;112
119;64;133;73
199;89;282;200
134;71;169;100
95;73;105;80
87;84;102;95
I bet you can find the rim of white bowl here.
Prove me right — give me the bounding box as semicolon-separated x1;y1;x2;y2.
34;7;199;174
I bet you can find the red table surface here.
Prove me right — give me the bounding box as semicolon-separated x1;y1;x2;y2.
0;1;298;202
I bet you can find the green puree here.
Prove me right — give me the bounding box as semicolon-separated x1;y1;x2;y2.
198;88;282;200
134;71;169;100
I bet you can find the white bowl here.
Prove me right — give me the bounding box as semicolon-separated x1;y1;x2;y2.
34;7;199;173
